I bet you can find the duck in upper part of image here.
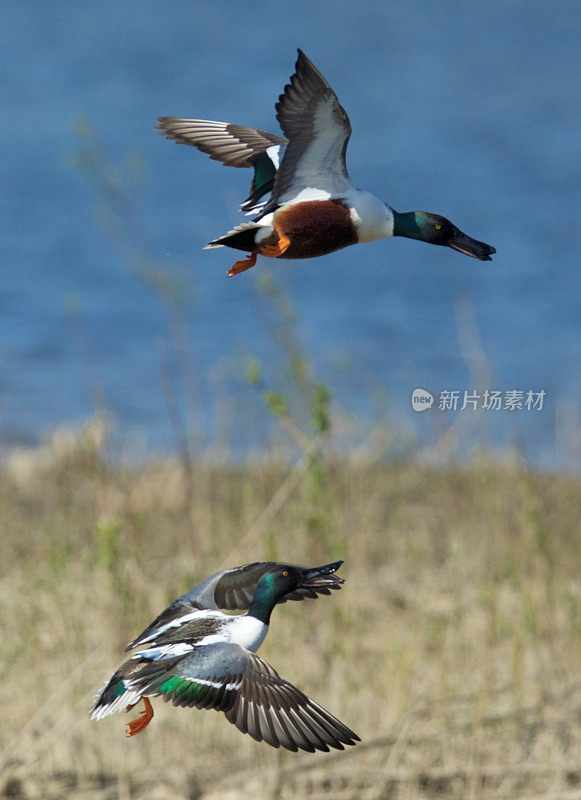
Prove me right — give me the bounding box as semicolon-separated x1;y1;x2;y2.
156;49;496;276
90;560;359;752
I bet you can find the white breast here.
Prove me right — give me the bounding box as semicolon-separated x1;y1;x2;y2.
170;611;268;652
223;615;268;652
348;190;394;242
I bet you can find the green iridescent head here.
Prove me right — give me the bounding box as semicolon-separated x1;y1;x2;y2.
248;561;344;623
393;210;495;261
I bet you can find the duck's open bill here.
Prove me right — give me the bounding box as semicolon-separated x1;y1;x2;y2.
300;560;344;588
91;562;358;752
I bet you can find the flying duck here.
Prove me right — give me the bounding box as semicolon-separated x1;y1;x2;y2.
90;561;359;752
156;49;496;276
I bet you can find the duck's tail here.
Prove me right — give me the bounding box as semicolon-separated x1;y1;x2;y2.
90;667;142;720
205;222;269;253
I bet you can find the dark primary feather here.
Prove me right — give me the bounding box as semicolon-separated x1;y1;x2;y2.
129;643;360;753
274;50;348;141
260;48;352;214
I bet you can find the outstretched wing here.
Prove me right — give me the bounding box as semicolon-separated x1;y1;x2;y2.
261;49;352;214
128;643;359;752
127;562;343;651
155;118;287;211
155;119;286;167
212;562;343;609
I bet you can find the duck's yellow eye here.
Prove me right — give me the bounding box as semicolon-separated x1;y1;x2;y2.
282;570;289;577
435;224;442;230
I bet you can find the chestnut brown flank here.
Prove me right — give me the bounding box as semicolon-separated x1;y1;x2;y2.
262;200;358;259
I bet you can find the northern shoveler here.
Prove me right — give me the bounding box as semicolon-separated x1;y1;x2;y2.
90;561;359;752
156;49;496;276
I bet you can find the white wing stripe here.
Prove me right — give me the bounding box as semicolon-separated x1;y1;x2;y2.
131;642;195;660
134;609;223;645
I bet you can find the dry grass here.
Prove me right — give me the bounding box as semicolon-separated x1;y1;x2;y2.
0;422;580;800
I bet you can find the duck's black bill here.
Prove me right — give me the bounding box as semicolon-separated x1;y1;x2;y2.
449;229;496;261
300;560;344;587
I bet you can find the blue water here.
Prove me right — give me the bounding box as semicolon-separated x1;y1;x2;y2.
1;1;580;467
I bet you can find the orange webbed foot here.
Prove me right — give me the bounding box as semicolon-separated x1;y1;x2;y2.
125;697;154;737
227;252;257;277
260;233;291;258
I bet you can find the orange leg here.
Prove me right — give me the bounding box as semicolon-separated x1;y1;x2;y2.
260;231;291;259
227;251;257;277
125;696;154;737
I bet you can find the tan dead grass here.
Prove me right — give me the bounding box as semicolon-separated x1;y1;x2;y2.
0;425;579;799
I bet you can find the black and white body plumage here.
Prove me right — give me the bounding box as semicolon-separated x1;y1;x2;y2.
91;561;359;752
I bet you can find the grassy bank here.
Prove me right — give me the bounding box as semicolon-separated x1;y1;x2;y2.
0;424;579;800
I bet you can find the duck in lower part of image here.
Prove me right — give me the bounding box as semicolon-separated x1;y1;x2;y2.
90;561;359;752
